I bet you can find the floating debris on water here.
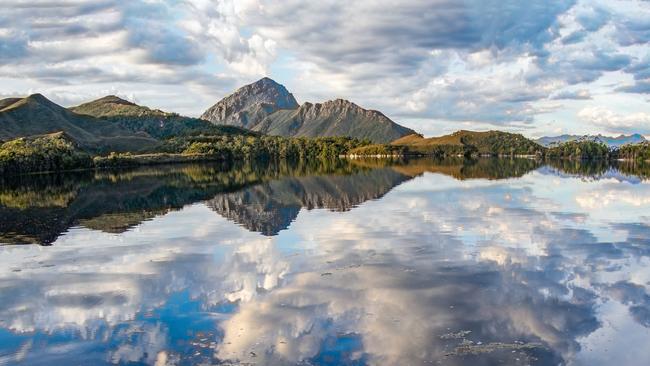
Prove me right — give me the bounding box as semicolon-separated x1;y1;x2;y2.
447;341;544;356
440;330;471;340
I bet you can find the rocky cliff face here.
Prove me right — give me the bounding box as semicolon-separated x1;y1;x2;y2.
200;77;298;128
201;78;416;143
252;99;416;143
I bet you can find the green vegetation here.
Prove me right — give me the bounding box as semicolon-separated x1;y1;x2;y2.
348;144;407;156
388;131;544;157
0;133;92;175
165;135;367;161
0;94;159;153
545;140;610;160
70;95;253;139
93;152;224;168
616;142;650;161
0;131;369;175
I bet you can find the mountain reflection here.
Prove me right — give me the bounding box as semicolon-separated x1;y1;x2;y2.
0;157;545;245
1;158;650;365
207;167;411;235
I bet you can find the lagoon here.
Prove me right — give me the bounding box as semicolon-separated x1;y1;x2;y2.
1;158;649;365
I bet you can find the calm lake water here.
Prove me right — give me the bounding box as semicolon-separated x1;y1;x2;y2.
1;158;649;365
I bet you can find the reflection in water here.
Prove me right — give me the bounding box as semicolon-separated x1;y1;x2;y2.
207;167;411;235
0;157;543;244
1;158;650;365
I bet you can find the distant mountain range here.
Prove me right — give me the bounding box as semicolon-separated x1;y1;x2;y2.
201;77;415;143
536;134;647;148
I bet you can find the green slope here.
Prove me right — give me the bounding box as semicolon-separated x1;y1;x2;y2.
71;95;253;139
0;94;159;153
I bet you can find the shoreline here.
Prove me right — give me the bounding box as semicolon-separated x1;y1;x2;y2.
3;153;650;177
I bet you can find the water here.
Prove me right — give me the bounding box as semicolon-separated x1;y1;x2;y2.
1;158;649;365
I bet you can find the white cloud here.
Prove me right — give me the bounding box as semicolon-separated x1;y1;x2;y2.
0;0;649;131
578;106;650;134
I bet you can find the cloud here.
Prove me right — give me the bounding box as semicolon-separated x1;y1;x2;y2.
123;2;206;66
618;80;650;94
0;0;649;129
551;89;592;100
576;5;611;31
561;30;588;44
578;106;650;134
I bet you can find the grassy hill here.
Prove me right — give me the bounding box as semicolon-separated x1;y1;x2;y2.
391;130;544;156
70;95;253;139
0;94;159;153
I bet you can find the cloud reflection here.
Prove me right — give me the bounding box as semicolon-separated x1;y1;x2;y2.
1;161;650;365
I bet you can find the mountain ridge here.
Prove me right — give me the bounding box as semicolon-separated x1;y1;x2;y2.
201;77;415;143
536;134;647;148
70;95;252;139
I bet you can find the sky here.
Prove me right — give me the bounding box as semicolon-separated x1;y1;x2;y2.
0;0;649;138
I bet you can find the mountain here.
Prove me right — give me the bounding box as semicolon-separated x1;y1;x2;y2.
391;130;544;156
536;134;647;148
252;99;416;143
201;77;416;143
71;95;251;139
201;77;299;129
0;94;158;152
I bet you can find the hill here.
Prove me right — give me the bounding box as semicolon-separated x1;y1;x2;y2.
536;134;647;147
0;94;159;152
390;130;544;156
201;77;415;143
71;95;251;139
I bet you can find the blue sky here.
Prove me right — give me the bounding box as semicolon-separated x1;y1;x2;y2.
0;0;649;137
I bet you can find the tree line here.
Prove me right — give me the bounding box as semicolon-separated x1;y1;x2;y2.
0;133;370;174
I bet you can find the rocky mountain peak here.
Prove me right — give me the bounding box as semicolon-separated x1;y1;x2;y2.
201;77;299;128
200;78;416;143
